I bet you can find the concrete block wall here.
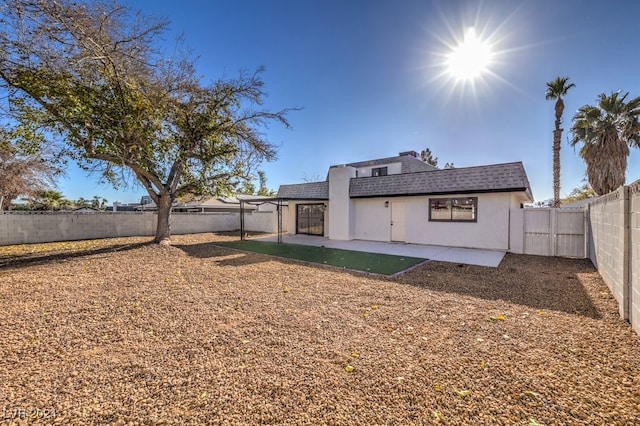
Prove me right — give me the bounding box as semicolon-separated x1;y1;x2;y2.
170;213;237;235
0;212;155;245
630;181;640;334
242;211;288;233
0;210;283;246
589;187;629;319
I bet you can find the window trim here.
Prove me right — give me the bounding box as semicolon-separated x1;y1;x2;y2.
371;166;388;177
296;203;326;235
428;197;478;223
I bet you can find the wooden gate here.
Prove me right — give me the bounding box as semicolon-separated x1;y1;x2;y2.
523;208;587;257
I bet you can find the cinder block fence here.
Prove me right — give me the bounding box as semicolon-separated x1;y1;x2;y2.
588;181;640;335
0;210;283;246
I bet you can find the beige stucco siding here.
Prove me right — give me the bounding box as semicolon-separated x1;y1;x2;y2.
353;193;514;250
353;198;391;241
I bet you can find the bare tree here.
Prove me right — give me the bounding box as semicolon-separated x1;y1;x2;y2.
0;130;59;210
0;0;294;243
301;173;324;183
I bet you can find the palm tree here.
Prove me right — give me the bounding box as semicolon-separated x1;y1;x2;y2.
570;91;640;195
34;189;66;211
546;77;575;207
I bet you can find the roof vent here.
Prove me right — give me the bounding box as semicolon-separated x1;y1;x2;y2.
399;150;418;158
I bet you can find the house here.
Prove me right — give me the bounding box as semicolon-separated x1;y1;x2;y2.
72;206;101;213
276;151;533;251
108;195;266;213
173;196;263;213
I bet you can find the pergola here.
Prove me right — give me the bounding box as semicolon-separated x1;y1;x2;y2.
238;197;286;243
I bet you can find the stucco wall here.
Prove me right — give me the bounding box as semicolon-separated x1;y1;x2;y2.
328;166;355;240
589;187;629;319
409;193;511;250
353;198;391;241
508;194;525;254
354;162;402;177
352;193;513;250
509;208;525;254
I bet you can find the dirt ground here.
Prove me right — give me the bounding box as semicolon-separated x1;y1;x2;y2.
1;233;639;425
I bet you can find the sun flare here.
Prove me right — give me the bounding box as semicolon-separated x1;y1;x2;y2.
446;27;493;81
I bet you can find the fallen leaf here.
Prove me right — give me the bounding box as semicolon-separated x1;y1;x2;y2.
490;314;506;321
432;410;442;419
344;365;354;373
456;389;472;397
351;352;359;358
480;360;486;370
528;419;543;426
524;390;539;398
371;304;379;310
362;312;368;318
434;383;442;392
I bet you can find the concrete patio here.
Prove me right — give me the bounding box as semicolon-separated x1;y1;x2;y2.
254;234;506;267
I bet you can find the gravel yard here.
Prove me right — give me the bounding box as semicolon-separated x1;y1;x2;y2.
1;233;639;425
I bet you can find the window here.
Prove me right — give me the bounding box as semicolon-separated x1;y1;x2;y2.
429;197;477;222
372;166;388;177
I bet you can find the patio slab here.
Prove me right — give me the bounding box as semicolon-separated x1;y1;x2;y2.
254;234;506;267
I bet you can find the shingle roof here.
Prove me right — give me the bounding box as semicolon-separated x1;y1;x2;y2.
277;181;329;199
343;154;438;173
349;162;533;200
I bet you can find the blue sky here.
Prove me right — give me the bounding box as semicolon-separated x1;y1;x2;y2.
59;0;640;204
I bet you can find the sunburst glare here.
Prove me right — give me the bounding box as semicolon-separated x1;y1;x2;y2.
446;27;493;81
423;16;521;103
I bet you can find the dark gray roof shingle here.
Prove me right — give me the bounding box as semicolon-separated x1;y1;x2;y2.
277;181;329;199
349;162;532;200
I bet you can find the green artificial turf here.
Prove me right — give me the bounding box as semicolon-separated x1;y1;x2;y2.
217;240;426;275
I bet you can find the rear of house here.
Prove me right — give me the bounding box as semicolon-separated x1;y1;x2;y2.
277;151;533;251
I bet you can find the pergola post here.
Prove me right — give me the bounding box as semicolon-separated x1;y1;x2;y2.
277;198;283;244
240;199;245;240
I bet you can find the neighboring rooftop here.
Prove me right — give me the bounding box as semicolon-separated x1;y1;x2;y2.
349;162;533;201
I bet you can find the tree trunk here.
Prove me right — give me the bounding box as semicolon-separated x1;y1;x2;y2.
552;128;561;208
552;99;564;208
155;194;173;245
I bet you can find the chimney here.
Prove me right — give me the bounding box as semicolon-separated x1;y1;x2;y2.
399;150;418;158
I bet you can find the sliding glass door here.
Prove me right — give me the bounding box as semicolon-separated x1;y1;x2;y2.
296;204;324;236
